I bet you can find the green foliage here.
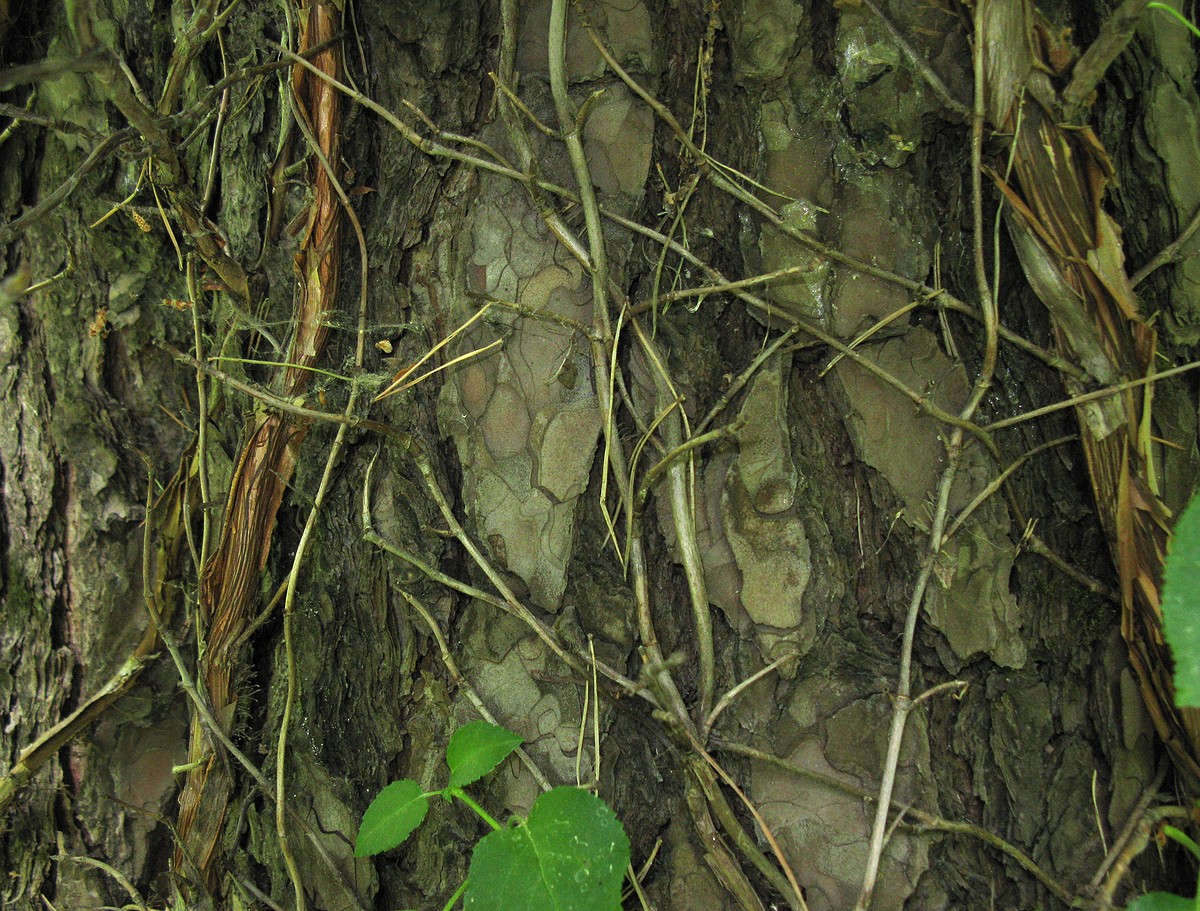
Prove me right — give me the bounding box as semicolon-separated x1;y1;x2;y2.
464;787;629;911
1137;488;1200;910
1129;893;1197;911
1164;493;1200;707
355;779;430;857
447;721;525;790
355;722;631;911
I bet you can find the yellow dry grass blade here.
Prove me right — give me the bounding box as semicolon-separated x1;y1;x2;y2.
374;301;496;402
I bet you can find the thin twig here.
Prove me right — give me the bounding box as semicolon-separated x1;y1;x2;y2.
1090;762;1170;897
982;359;1200;432
398;587;554;793
636;263;811;312
0;100;99;138
857;6;999;905
718;739;1079;908
632;318;716;718
186;259;212;569
1131;199;1200;287
0;47;106;91
0;127;137;243
942;435;1077;542
695;325;801;435
135;463;367;910
859;0;971;119
683;735;809;910
0;648;157;821
280;38;980;335
1021;529;1116;601
275;43;365;908
1095;804;1191;907
53;855;150;911
911;679;968;709
704;654;798;735
360;454;649;703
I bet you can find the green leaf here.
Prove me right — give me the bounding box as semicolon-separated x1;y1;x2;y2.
1127;892;1196;911
446;721;524;789
354;779;429;857
1163;494;1200;707
462;786;630;911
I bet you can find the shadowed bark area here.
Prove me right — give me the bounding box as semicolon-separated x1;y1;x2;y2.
2;1;1199;910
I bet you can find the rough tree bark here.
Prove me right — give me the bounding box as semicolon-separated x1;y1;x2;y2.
2;0;1199;910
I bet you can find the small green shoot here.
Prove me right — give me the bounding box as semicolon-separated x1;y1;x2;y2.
1127;826;1200;911
355;721;631;911
1149;3;1200;41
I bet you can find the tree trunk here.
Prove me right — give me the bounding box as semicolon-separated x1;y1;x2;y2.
2;0;1198;909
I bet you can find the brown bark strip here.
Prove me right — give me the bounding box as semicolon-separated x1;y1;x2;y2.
287;0;343;393
172;0;344;895
979;0;1200;786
